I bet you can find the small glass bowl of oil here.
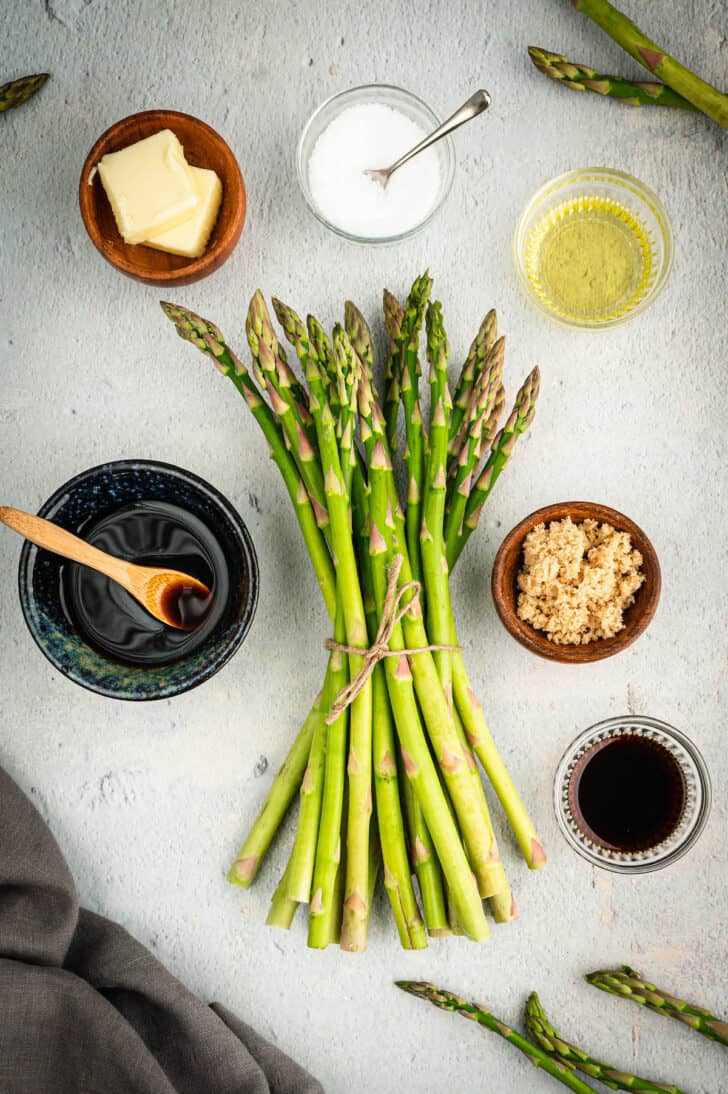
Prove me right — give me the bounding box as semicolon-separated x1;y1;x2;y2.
514;168;673;329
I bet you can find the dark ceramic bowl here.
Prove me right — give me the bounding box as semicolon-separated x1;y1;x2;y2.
18;460;258;700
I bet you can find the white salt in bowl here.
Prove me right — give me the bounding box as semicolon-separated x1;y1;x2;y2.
297;84;455;245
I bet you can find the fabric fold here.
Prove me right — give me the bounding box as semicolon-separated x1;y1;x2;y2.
0;767;322;1094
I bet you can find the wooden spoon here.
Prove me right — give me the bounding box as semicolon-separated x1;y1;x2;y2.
0;505;212;631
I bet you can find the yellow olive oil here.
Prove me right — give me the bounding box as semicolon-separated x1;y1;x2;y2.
524;196;654;323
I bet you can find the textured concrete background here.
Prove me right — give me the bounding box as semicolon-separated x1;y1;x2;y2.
1;1;727;1091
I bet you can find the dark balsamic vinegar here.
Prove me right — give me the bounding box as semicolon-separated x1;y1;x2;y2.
572;735;686;852
160;581;214;631
62;500;228;667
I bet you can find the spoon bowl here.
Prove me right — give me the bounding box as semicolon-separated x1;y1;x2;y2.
363;89;490;188
0;505;212;630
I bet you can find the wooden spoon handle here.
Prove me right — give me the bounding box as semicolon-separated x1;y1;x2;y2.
0;506;131;586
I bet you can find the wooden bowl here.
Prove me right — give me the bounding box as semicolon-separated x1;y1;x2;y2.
491;501;661;663
79;109;245;286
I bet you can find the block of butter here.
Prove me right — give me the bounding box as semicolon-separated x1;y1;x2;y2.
142;165;222;258
97;129;199;244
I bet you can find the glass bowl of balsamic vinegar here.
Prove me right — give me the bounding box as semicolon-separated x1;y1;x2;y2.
554;716;711;873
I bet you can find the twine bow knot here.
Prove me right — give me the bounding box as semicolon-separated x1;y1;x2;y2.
324;554;460;724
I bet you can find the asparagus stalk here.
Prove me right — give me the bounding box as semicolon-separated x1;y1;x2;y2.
396;272;432;583
586;967;728;1048
489;887;518;924
528;46;696;109
448;308;498;457
450;365;540;570
444;343;505;557
306;632;348;941
228;696;321;887
283;686;329;902
526;993;687;1093
572;0;728;128
266;863;299;930
0;73;49;113
382;290;404;454
396;982;597;1093
399;766;450;935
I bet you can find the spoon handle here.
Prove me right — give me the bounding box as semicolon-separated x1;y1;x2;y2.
0;506;131;586
386;89;490;177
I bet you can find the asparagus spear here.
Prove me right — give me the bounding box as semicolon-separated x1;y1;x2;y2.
525;993;687;1093
396;272;432;583
0;73;49;113
382;290;404;454
450;365;540;570
572;0;728;128
266;862;299;930
587;967;728;1048
528;47;695;110
228;697;321;887
448;308;498;458
396;982;597;1093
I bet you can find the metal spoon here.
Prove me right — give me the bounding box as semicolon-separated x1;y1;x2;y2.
364;89;491;188
0;505;212;631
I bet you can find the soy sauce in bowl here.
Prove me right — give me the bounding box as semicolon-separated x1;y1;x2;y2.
62;500;227;666
571;735;685;852
554;716;712;874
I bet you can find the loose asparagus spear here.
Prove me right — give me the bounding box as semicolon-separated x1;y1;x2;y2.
572;0;728;128
525;993;687;1093
0;73;49;113
528;47;695;110
396;982;597;1093
587;967;728;1049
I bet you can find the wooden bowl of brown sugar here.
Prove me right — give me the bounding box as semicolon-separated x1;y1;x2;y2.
491;501;661;663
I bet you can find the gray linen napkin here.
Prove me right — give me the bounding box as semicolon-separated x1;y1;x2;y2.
0;766;323;1094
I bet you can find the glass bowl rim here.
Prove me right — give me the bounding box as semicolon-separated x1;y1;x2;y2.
296;82;456;245
513;166;674;331
17;458;259;702
553;714;711;874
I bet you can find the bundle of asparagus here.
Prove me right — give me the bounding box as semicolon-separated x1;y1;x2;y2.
162;272;544;951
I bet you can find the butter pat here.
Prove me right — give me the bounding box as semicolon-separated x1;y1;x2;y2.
143;166;222;258
97;129;199;244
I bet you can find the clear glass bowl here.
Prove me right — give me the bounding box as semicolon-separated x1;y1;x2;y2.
296;83;455;245
554;716;711;874
514;167;673;330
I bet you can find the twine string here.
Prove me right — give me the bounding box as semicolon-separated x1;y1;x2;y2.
324;554;460;724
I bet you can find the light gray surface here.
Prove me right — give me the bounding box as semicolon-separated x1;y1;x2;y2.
1;2;727;1092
